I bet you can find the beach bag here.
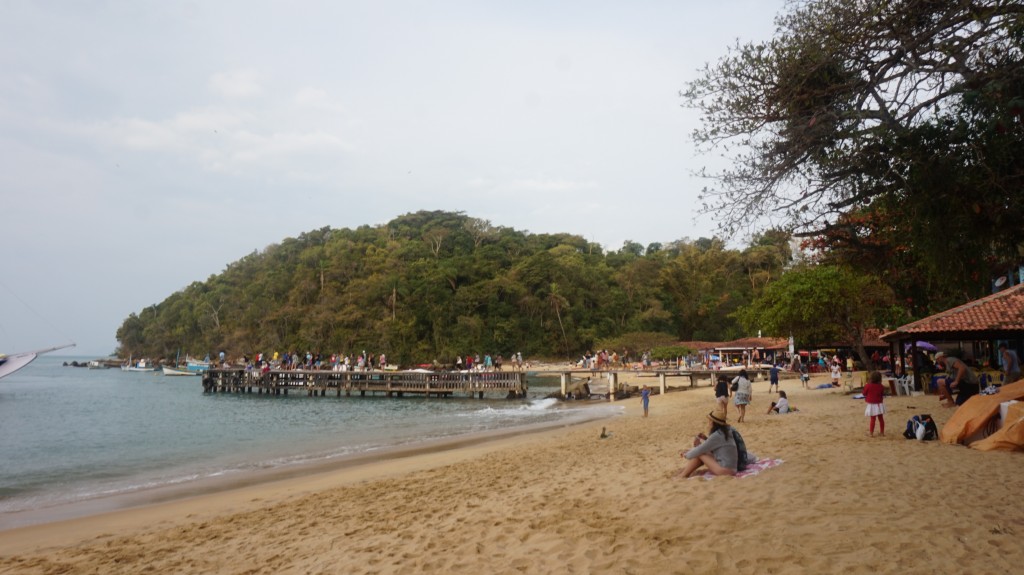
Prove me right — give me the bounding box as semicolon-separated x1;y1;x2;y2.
903;415;937;441
730;380;739;392
732;428;750;471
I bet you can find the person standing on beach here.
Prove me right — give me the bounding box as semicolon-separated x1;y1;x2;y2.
863;371;886;436
731;369;752;423
1000;343;1021;384
768;363;780;393
714;375;730;415
641;385;651;417
830;361;842;387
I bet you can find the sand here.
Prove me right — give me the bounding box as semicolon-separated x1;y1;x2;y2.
2;370;1023;574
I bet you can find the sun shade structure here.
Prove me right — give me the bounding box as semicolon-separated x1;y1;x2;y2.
881;283;1024;391
882;283;1024;342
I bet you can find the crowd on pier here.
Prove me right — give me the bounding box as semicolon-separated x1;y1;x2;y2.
207;350;531;373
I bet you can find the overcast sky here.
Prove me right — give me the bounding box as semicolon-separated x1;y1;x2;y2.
1;0;785;357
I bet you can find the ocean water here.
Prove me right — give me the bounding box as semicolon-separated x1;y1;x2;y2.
0;356;620;524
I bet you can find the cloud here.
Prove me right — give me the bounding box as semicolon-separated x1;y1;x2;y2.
74;101;352;180
209;69;263;99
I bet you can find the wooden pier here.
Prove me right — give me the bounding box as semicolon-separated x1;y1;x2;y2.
555;367;770;399
201;368;527;399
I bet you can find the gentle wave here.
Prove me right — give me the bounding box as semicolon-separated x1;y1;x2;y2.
0;358;621;521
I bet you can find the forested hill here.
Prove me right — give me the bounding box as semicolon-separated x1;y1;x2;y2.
116;210;791;364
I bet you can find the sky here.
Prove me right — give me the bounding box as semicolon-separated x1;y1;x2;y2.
0;0;786;357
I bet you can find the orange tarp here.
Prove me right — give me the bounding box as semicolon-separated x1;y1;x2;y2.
971;402;1024;452
939;379;1024;446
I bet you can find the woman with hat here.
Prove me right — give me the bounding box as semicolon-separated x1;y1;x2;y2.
676;409;738;478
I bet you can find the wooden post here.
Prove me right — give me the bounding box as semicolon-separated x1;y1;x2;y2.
560;372;570;397
659;372;667;396
608;372;618;402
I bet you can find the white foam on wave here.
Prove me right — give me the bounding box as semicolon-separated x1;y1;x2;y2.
457;398;624;422
527;397;561;411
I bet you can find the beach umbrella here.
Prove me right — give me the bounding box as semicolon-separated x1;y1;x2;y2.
905;341;939;352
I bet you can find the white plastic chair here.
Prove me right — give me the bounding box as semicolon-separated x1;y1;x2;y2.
897;375;914;396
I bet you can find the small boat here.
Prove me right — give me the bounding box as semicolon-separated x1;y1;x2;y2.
88;360;110;369
121;357;156;372
162;365;199;376
0;344;76;380
185;356;210;373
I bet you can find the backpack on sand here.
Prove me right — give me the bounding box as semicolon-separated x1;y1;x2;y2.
732;428;750;471
903;414;938;441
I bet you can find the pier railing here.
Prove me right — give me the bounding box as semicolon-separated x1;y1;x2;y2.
202;368;527;399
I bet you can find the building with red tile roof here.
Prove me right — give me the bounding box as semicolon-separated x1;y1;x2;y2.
881;283;1024;342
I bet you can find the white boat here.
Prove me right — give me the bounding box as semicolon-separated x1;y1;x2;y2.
88;360;110;369
185;356;211;373
121;357;156;372
0;344;76;380
162;365;199;376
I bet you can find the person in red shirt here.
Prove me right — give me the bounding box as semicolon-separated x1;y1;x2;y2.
863;371;886;436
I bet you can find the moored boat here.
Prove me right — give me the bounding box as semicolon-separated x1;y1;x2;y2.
185;356;210;373
162;365;199;376
121;357;156;372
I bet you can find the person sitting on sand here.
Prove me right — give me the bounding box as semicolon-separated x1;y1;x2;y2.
766;390;790;414
676;409;737;478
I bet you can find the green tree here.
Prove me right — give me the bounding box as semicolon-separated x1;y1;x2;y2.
735;264;899;367
683;0;1024;301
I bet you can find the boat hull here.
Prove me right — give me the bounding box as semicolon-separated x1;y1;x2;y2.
162;366;199;376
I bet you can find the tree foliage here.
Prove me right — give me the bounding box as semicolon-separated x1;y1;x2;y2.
115;211;792;363
734;264;904;366
683;0;1024;301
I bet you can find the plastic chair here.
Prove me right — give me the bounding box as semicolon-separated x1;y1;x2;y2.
896;375;914;396
843;371;856;393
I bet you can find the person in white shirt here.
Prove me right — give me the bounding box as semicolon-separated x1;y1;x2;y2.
767;390;790;414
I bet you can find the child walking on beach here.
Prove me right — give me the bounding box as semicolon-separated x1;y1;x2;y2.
863;371;886;436
641;385;651;417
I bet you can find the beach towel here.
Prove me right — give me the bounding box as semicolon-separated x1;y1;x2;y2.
694;458;784;480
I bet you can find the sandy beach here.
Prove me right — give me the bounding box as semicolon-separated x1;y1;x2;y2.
2;370;1022;574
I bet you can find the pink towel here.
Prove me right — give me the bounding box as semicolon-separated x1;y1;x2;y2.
694;457;784;480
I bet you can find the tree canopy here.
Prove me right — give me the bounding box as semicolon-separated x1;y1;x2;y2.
683;0;1024;302
116;211;792;364
733;264;905;366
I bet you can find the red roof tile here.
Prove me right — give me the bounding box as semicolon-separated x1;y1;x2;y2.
882;283;1024;339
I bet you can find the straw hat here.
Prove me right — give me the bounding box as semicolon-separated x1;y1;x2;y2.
708;409;728;426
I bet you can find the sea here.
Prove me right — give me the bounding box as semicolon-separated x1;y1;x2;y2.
0;355;621;529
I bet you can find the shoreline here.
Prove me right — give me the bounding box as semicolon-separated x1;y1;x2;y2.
0;400;621;534
3;372;1023;573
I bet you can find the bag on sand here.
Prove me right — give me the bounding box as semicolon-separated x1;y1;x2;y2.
903;414;937;441
732;428;750;471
